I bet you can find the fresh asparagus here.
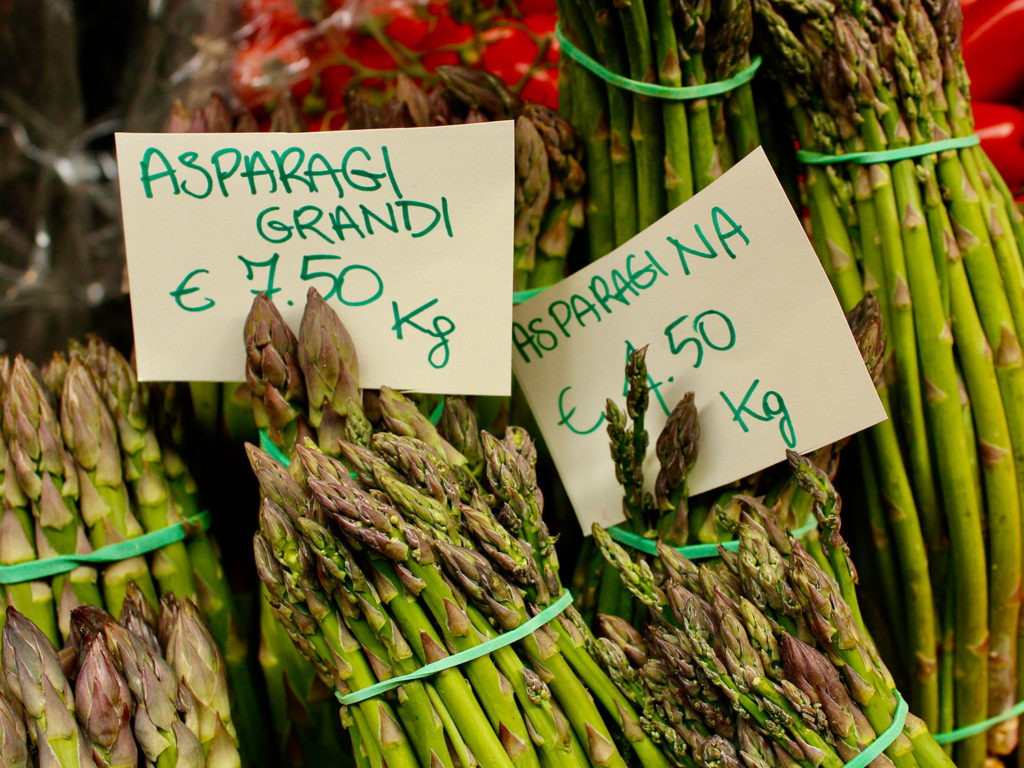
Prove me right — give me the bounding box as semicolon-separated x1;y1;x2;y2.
752;0;1024;762
244;289;681;768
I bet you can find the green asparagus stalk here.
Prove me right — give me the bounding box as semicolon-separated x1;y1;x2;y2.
576;0;639;244
297;287;370;454
614;0;666;228
2;608;95;768
0;690;30;768
78;342;197;602
556;0;616;259
60;358;156;618
0;362;59;644
158;594;242;767
74;633;138;768
647;0;693;208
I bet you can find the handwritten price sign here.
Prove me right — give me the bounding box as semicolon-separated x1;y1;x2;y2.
512;149;886;529
116;123;513;393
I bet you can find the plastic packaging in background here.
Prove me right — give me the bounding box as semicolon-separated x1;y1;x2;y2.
223;0;559;128
0;0;235;361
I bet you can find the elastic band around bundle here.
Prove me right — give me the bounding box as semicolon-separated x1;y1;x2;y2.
556;24;762;100
260;429;292;466
796;135;981;166
845;691;908;768
933;698;1024;744
607;513;818;560
513;286;550;304
335;590;573;706
0;511;212;584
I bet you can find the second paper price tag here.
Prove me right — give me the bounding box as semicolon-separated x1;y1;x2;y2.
512;148;886;530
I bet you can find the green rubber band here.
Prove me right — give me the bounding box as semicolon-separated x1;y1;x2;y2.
844;691;908;768
260;429;293;466
607;513;818;559
513;286;551;304
0;511;212;584
428;398;445;425
796;135;981;165
933;698;1024;744
556;23;762;100
336;591;573;706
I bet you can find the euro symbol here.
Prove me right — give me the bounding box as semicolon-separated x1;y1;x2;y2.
170;268;215;312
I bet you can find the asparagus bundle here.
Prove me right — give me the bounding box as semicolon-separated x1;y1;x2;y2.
0;341;264;765
556;0;761;260
244;287;678;768
573;296;882;626
586;449;956;768
344;66;586;291
751;0;1024;764
1;587;240;767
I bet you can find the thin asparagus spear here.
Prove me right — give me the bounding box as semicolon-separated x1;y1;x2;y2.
558;0;617;260
576;0;639;244
646;0;693;208
613;0;666;228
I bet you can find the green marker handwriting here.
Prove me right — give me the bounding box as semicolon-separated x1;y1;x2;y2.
664;309;736;368
556;341;673;436
720;379;796;448
557;386;604;435
391;299;455;369
139;144;404;200
254;199;453;244
667;206;750;276
238;253;282;298
512;250;667;363
170;269;215;312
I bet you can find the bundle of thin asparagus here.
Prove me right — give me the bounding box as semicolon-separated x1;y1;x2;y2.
344;65;586;292
0;339;262;765
244;286;678;768
572;296;884;627
586;450;956;768
1;588;239;767
751;0;1024;764
555;0;761;260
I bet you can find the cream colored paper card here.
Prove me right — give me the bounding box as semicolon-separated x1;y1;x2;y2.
512;149;886;530
116;122;514;393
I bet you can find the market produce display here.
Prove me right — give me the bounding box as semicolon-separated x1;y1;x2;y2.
1;593;239;767
245;287;679;768
588;448;955;768
10;0;1024;766
749;0;1024;766
0;341;265;766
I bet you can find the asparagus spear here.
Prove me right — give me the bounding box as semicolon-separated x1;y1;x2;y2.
0;690;30;768
244;292;310;457
0;369;60;643
294;444;544;768
74;633;138;768
2;607;97;768
556;0;616;259
297;287;370;454
614;0;667;228
79;342;197;603
158;594;242;767
60;358;157;618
